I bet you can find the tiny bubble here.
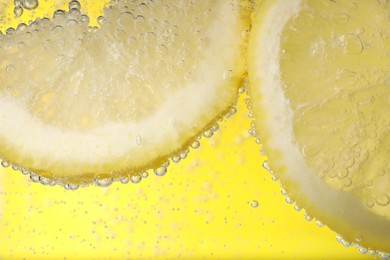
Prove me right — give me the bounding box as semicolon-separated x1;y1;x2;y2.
250;200;259;208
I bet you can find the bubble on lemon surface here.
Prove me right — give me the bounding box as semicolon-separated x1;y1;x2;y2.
13;6;23;17
22;0;38;10
279;0;390;216
0;0;250;183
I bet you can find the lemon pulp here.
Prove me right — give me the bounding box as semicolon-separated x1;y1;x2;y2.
0;0;250;183
248;0;390;252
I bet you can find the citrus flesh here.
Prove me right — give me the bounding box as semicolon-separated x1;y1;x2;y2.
0;0;250;183
248;0;390;252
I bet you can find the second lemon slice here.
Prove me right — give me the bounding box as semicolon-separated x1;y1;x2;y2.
0;0;250;184
248;0;390;253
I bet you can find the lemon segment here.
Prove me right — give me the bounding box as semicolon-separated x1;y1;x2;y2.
248;0;390;252
0;1;250;183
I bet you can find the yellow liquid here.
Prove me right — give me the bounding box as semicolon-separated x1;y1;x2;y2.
0;1;374;258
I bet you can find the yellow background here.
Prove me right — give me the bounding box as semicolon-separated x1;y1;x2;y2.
0;1;372;259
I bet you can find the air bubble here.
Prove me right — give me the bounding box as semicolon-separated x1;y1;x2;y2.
14;0;22;7
211;123;219;132
336;168;349;179
223;70;233;80
53;10;66;21
119;177;129;184
94;178;113;187
285;197;293;204
80;15;90;24
6;28;15;35
203;130;213;138
180;150;189;159
250;200;259;208
52;25;64;34
336;236;351;248
64;183;79;190
141;172;149;179
130;175;142;184
17;23;27;31
304;213;313;222
39;176;52;185
68;0;81;10
6;65;15;73
241;29;249;39
22;0;39;10
293;204;301;211
341;239;351;248
247;110;254;118
135;14;145;23
1;161;10;168
379;252;390;258
365;200;375;208
12;164;19;171
302;145;319;157
30;173;40;183
172;155;181;163
375;194;389;206
136;135;142;145
262;160;270;171
316;220;324;227
118;12;134;27
225;107;237;118
68;8;81;19
66;19;79;27
14;6;23;17
191;140;200;149
20;168;29;175
156;44;168;55
342;177;352;187
97;16;105;25
238;85;246;94
358;247;368;254
154;166;167;176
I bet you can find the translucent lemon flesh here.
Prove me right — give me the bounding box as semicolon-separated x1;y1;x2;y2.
0;0;250;183
248;0;389;252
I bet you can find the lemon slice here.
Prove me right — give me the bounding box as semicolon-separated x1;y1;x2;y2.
248;0;390;253
0;1;250;184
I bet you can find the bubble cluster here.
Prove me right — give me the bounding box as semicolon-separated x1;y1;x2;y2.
2;0;218;131
13;0;39;18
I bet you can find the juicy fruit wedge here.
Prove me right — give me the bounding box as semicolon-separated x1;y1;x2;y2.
0;0;250;184
248;0;390;253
